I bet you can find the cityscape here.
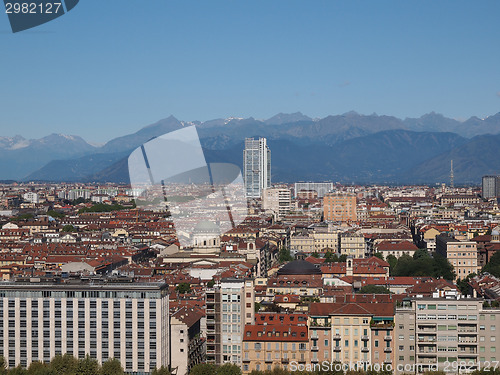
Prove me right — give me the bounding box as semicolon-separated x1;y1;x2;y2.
0;135;499;375
2;1;500;374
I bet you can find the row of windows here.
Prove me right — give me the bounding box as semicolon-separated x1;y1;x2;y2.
1;299;158;310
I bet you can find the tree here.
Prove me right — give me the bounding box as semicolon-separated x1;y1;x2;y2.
254;302;261;313
9;365;27;375
50;353;78;375
151;367;171;375
358;285;391;294
413;248;430;260
27;362;52;375
62;224;76;232
100;358;124;375
216;363;241;375
324;251;339;263
457;273;475;296
76;355;100;375
373;252;384;260
176;282;192;294
190;364;217;375
207;280;215;288
386;254;398;274
278;247;293;263
0;357;6;375
47;210;65;219
483;251;500;278
311;252;320;258
338;254;348;262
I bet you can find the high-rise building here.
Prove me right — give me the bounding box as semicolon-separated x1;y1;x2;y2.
243;138;271;198
205;279;255;366
323;192;357;222
262;187;292;220
0;278;169;372
482;175;500;199
395;295;500;374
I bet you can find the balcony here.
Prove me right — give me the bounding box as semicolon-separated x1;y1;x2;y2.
384;347;392;353
418;359;437;365
384;336;392;341
418;336;436;343
334;346;341;352
417;350;437;354
361;335;369;341
361;347;369;352
311;346;319;351
333;334;341;340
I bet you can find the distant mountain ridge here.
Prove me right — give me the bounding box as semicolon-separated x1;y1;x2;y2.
1;110;500;183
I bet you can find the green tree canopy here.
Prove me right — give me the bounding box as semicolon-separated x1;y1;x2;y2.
50;354;78;375
324;251;339;263
483;251;500;278
100;359;124;375
151;367;171;375
176;282;192;294
62;225;76;232
278;247;293;263
216;363;241;375
189;364;217;375
75;355;99;375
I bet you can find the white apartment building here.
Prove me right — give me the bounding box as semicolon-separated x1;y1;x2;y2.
0;278;169;373
262;187;292;220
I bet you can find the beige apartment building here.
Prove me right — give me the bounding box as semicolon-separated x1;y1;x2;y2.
340;232;366;258
323;193;357;222
242;325;309;373
308;301;395;369
395;296;500;374
436;235;480;281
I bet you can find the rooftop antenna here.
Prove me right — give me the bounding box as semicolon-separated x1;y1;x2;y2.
450;160;454;189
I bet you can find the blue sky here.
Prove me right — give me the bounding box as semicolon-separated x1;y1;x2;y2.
1;0;499;143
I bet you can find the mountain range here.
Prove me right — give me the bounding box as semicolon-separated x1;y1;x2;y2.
2;111;500;184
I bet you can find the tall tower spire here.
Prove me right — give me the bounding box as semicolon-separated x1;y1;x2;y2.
450;160;454;188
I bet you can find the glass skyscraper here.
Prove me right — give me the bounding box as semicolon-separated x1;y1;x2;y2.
243;138;271;198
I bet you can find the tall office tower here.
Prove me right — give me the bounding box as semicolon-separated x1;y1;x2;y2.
243;138;271;198
205;278;255;366
482;175;500;199
323;192;357;222
0;278;169;372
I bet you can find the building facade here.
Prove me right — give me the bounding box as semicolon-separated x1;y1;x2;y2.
294;183;334;199
323;193;357;222
482;175;500;199
243;138;271;199
436;235;480;281
0;278;169;373
262;187;292;220
205;279;255;366
395;296;500;374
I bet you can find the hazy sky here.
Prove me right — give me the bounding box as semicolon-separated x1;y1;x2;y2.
1;0;499;143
